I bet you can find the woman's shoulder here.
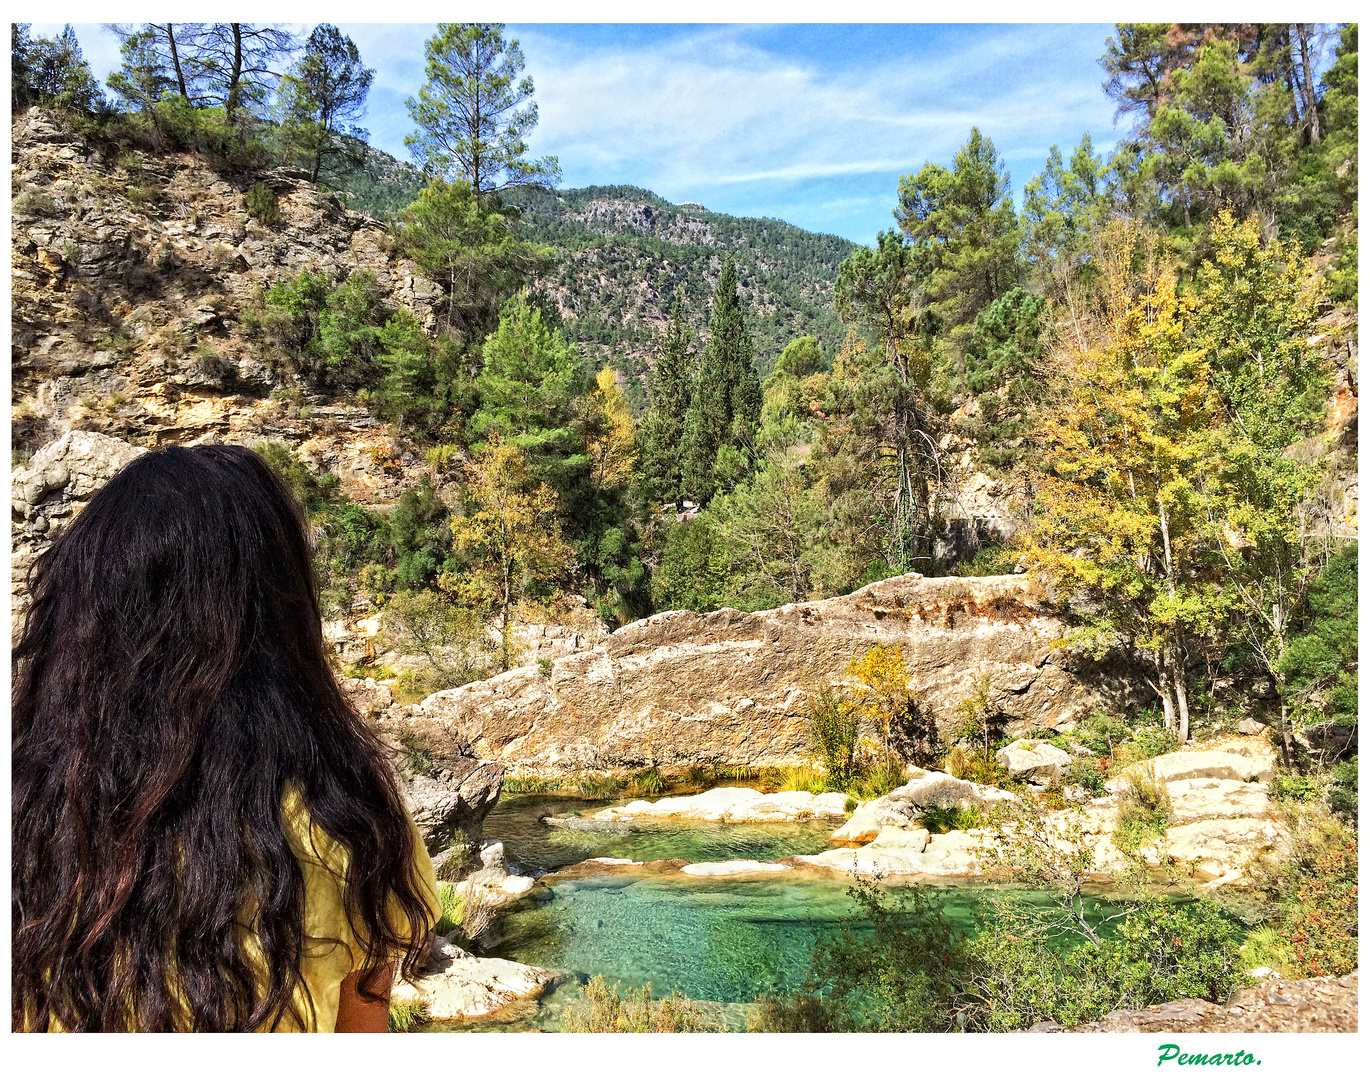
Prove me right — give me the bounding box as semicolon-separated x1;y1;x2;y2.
281;783;351;880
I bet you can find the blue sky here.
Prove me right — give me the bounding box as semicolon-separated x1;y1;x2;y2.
33;21;1124;244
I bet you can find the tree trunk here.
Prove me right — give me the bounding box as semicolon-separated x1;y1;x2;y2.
226;23;243;126
1296;25;1322;144
1174;660;1190;744
1156;656;1177;732
166;25;189;101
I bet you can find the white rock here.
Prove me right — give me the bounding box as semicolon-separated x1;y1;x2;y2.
589;786;850;823
392;955;554;1021
996;738;1074;781
680;859;789;876
495;875;536;896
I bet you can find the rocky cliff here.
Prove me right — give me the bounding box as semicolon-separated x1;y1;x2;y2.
381;572;1145;775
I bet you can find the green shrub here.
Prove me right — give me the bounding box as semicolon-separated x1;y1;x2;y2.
394;667;451;706
245;181;280;226
1078;710;1131;758
561;975;719;1033
387;1000;428;1033
537;656;553;677
1113;764;1171;853
501;775;555;795
850;756;906;800
629;767;666;796
1248;807;1358;978
1328;756;1357;820
577;774;625;799
1269;768;1323;804
1127;726;1181;761
396;728;433;774
1064;755;1109;796
434;882;465;936
844;796;858;813
753;881;1252;1033
919;805;982;834
778;765;829;794
806;682;859;788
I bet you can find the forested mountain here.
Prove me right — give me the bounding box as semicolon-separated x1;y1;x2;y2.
336;158;856;396
503;185;853;388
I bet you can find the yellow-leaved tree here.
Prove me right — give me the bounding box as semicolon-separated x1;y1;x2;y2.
447;436;576;671
1018;220;1227;743
582;368;636;492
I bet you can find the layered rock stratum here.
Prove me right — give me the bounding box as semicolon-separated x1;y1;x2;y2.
401;572;1147;774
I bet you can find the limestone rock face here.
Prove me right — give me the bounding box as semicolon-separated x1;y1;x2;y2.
996;738;1074;781
11;430;146;617
419;573;1146;774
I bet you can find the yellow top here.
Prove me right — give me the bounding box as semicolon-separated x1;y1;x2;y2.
264;787;442;1032
40;789;441;1032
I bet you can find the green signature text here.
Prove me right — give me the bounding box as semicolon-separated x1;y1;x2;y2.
1158;1045;1260;1066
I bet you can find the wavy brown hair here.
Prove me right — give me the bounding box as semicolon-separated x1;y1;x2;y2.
12;444;433;1031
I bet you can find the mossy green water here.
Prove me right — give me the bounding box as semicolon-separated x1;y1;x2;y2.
435;795;1131;1031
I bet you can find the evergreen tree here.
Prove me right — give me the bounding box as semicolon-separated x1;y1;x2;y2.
894;127;1021;344
638;286;696;508
470;291;582;479
680;256;761;505
12;24;103;113
405;23;560;194
277;24;374;183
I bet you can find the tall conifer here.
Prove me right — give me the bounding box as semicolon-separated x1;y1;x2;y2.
680;256;760;504
638;286;696;508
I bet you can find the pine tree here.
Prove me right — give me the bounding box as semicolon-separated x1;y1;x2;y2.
680;257;760;505
638;286;695;508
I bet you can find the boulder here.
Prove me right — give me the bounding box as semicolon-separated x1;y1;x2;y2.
1163;778;1274;825
402;757;506;855
797;827;985;877
418;573;1148;774
392;941;554;1021
1107;749;1276;791
996;738;1074;781
830;772;1015;843
1237;719;1268;736
680;860;790;876
1162;817;1290;880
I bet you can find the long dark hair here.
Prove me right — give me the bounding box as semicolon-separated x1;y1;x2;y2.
12;444;433;1031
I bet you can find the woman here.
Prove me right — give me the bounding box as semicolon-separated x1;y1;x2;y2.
12;443;439;1031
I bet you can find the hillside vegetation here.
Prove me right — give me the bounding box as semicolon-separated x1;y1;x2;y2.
11;21;1358;757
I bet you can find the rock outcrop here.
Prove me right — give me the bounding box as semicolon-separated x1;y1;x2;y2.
413;572;1147;774
1041;973;1358;1033
581;787;851;824
391;936;554;1022
829;769;1016;844
802;745;1287;885
11;429;147;617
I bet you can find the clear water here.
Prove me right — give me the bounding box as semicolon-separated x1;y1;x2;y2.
484;792;840;875
424;794;1128;1032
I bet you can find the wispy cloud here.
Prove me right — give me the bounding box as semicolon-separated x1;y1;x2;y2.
31;21;1121;244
